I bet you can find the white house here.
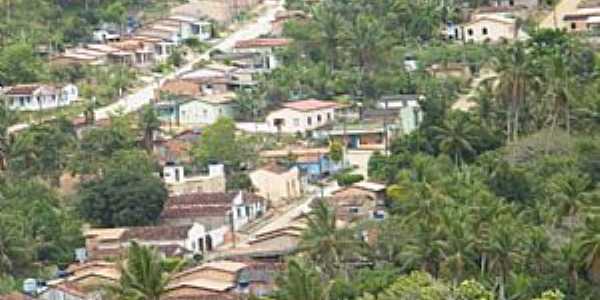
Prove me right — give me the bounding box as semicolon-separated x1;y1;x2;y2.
265;99;338;134
1;84;78;111
249;164;302;207
167;15;213;41
378;95;424;135
233;38;291;71
156;92;237;126
92;29;121;43
461;15;528;43
162;163;226;195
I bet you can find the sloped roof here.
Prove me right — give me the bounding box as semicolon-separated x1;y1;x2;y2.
3;84;42;95
281;99;339;112
122;225;192;241
167;278;234;292
234;38;291;49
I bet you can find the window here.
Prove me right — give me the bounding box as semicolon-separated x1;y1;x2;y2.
237;207;242;218
509;0;515;6
467;28;473;36
571;22;577;30
245;206;251;217
293;118;300;126
327;113;332;121
307;116;312;125
349;207;360;214
482;27;488;35
317;114;322;123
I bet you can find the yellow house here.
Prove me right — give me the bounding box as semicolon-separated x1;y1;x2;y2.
249;164;302;207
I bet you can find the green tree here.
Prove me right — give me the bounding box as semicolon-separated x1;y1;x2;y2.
577;216;600;284
77;163;167;227
192;117;256;170
0;102;16;170
111;242;183;300
0;41;45;85
431;112;477;166
273;259;332;300
139;105;161;153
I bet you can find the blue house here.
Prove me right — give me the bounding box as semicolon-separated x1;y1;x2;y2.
296;154;342;181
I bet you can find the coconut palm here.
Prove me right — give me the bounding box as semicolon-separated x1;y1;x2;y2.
0;101;16;170
138;105;161;153
299;200;361;278
273;258;332;300
546;171;592;225
110;241;183;300
312;3;344;70
431;112;477;166
577;216;600;284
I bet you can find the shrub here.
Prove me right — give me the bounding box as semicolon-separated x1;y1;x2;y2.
336;173;364;186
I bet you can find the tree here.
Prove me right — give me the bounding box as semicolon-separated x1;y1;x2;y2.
329;140;343;163
78;164;167;227
0;103;16;170
111;242;183;300
139;105;161;153
0;41;45;85
546;171;592;223
300;200;362;278
431;112;477;166
577;216;600;284
273;259;331;300
192;117;256;170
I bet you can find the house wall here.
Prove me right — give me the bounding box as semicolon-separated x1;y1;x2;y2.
234;47;280;70
265;108;335;134
463;19;515;43
250;234;300;250
249;168;301;206
179;100;236;125
7;90;73;111
496;0;538;8
40;289;86;300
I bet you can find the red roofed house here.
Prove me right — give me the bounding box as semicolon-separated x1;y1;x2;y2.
265;99;338;134
233;38;291;71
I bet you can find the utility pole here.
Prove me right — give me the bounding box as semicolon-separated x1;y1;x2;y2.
229;210;237;249
383;96;389;155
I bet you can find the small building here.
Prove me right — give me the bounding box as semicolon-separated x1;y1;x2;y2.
1;84;78;111
155;92;237;126
328;181;388;222
233;38;291;71
461;14;528;43
62;261;120;288
249;164;302;206
378;95;424;135
265;99;338;134
83;223;214;259
295;153;342;181
39;282;99;300
167;15;213;41
160;191;266;231
163;164;226;195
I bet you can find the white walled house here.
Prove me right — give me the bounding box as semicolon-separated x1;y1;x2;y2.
167;15;213;41
2;84;78;111
265;99;338;134
233;38;291;71
462;15;528;43
249;164;302;207
162;164;226;195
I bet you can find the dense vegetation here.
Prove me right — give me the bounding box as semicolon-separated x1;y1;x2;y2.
260;0;600;300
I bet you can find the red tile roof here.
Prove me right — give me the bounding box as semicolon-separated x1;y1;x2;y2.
234;38;291;49
122;225;192;241
51;282;88;298
161;192;264;220
3;84;43;95
281;99;339;112
0;293;35;300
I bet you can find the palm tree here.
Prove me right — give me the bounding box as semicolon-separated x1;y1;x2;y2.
577;216;600;284
559;241;579;295
312;3;344;71
431;112;477;166
546;171;592;226
438;208;476;283
110;242;183;300
488;42;532;142
0;101;16;170
274;259;332;300
484;216;524;283
139;105;161;153
299;200;361;278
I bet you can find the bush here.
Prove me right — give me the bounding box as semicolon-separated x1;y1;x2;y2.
336;173;364;186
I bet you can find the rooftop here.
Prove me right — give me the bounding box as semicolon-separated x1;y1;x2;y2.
122;225;193;241
353;181;387;192
167;278;234;292
281;99;339;112
234;38;291;49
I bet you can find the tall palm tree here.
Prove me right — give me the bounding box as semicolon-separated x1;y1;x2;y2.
484;216;523;283
546;171;592;225
577;216;600;284
274;259;332;300
139;105;160;153
0;101;16;171
110;242;183;300
488;42;532;142
299;200;361;278
431;112;477;166
312;3;344;71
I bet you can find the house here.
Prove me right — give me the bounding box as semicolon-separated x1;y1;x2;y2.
62;261;120;288
295;153;342;181
562;1;600;33
92;29;120;43
233;38;291;71
492;0;538;9
249;164;302;206
39;282;99;300
160;191;266;231
162;163;227;195
378;95;424;135
155;92;237;126
461;14;528;43
265;99;338;134
324;123;386;151
327;182;387;222
170;0;262;25
1;84;78;111
167;15;214;41
83;223;215;259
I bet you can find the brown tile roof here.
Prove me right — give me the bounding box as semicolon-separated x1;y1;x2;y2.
0;293;34;300
122;225;192;241
234;38;291;49
260;162;294;174
3;84;42;95
49;282;87;298
163;295;237;300
281;99;339;112
161;192;264;220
